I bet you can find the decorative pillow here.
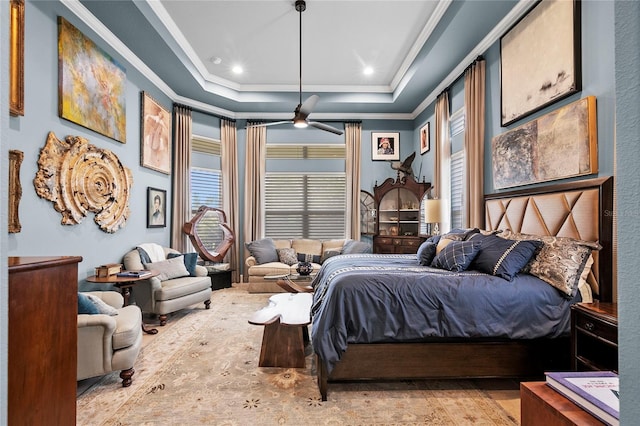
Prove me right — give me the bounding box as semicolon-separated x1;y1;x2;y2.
431;240;481;272
417;235;440;266
245;238;279;264
468;233;542;281
79;293;119;316
321;249;342;263
277;248;298;266
144;256;190;281
167;252;198;276
342;240;372;254
500;231;602;297
297;252;321;264
78;292;99;315
435;228;480;254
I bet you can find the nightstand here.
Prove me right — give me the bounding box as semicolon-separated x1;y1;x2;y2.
570;301;618;372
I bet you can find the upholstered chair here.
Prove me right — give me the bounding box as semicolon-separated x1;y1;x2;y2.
77;291;143;387
122;245;212;326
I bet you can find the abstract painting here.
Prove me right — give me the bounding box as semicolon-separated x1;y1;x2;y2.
500;0;581;126
492;96;597;189
58;17;126;143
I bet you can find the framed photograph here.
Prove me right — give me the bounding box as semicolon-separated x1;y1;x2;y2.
141;92;172;174
9;0;24;116
147;187;167;228
371;132;400;161
58;17;126;142
492;96;597;189
420;122;430;154
500;0;581;126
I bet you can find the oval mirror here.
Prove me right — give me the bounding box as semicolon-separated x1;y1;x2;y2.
183;206;235;263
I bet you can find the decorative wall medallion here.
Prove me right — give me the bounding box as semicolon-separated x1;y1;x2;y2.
33;132;133;233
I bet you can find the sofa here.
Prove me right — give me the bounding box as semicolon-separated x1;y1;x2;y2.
123;244;212;325
245;238;371;293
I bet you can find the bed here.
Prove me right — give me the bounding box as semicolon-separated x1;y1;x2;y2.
311;177;613;401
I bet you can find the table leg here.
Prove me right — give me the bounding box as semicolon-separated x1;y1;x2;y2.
117;283;158;335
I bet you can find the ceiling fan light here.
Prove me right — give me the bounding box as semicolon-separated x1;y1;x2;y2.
294;119;308;128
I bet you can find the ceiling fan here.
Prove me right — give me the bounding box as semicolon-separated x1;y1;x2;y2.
248;0;343;135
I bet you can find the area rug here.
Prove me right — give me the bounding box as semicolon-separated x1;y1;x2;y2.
77;288;518;425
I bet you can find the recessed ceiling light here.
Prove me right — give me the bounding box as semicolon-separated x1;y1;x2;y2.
363;66;374;76
232;65;243;74
209;56;222;65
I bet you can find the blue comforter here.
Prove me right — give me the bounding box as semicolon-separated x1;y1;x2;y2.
310;253;576;375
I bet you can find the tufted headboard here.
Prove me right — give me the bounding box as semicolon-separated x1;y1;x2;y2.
485;177;614;302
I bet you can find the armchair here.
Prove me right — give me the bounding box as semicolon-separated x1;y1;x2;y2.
122;245;212;325
77;291;142;387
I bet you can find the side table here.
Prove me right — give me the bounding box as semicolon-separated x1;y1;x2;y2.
207;269;233;290
86;271;159;335
264;273;316;293
571;301;618;372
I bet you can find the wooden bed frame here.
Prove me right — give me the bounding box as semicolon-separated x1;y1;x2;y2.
316;176;614;401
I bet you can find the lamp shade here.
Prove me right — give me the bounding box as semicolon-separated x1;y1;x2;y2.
423;199;442;223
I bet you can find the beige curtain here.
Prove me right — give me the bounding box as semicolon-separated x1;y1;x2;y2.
221;118;241;284
171;105;192;252
434;91;451;233
243;122;267;281
464;58;486;228
345;122;362;239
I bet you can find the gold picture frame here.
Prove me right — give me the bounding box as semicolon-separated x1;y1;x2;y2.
141;92;172;174
9;0;24;116
9;150;24;233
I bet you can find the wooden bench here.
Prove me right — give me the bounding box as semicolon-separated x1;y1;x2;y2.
248;293;312;368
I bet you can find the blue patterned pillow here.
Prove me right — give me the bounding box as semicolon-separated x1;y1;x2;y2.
417;235;440;266
468;233;542;281
431;240;481;272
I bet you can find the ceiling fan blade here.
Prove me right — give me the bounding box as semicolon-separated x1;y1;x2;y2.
308;121;344;135
298;94;319;117
246;120;293;128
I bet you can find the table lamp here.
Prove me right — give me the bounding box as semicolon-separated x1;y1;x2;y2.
423;199;442;235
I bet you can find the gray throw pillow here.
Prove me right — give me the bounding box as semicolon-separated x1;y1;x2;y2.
342;240;372;254
245;238;279;264
82;293;119;316
144;256;189;281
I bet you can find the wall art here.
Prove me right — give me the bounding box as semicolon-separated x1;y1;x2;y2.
492;96;597;190
147;187;167;228
58;17;127;142
33;132;133;233
372;132;400;161
420;122;430;155
9;0;24;116
141;92;172;174
9;150;23;233
500;0;581;126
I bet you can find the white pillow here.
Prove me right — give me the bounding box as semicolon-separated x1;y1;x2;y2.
85;294;119;316
144;255;189;281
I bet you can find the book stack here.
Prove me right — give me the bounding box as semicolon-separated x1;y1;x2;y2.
545;371;619;426
116;270;152;278
95;263;122;278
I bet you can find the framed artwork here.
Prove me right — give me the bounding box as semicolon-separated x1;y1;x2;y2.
492;96;597;190
147;187;167;228
371;132;400;161
9;0;24;116
58;17;127;142
420;122;430;154
141;92;172;174
500;0;581;126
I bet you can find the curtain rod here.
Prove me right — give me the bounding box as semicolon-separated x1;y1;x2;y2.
173;102;235;123
443;55;485;95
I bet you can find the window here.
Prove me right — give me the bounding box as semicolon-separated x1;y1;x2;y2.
264;144;346;239
190;136;223;250
449;108;465;229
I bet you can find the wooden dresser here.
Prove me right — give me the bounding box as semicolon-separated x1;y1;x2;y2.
8;256;82;426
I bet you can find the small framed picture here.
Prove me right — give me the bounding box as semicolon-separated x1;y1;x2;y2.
147;187;167;228
420;122;430;155
141;91;172;174
371;132;400;161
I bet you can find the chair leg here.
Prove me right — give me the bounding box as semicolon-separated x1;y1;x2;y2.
120;367;135;387
204;300;211;309
158;314;168;326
